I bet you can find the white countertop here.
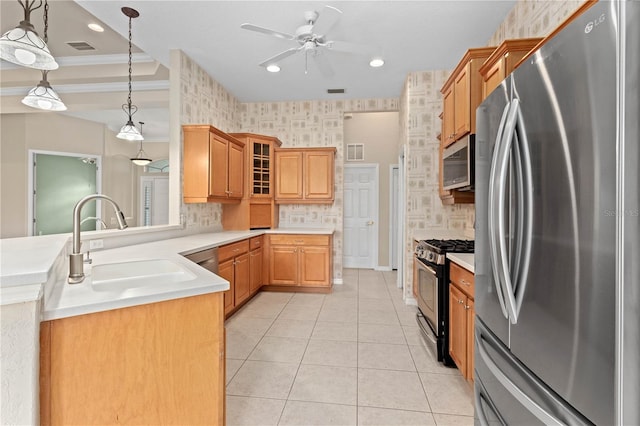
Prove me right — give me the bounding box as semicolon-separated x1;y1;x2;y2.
447;253;474;273
1;228;335;319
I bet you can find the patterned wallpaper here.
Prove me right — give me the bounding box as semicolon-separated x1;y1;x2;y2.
398;71;475;300
177;51;242;232
488;0;588;45
240;99;399;281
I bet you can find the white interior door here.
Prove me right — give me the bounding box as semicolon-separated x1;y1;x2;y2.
343;164;378;268
390;165;399;270
139;176;169;226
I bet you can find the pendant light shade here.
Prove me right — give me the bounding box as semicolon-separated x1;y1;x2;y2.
118;120;144;141
117;7;143;142
0;1;58;70
130;121;151;166
22;71;66;111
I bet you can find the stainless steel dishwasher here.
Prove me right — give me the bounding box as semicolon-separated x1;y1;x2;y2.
184;247;219;274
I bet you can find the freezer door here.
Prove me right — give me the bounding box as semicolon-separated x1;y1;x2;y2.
474;319;592;426
475;79;511;345
506;2;616;425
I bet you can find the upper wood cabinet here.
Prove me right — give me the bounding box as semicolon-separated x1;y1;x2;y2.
182;125;245;203
223;133;282;230
274;147;336;204
441;47;495;147
479;38;543;101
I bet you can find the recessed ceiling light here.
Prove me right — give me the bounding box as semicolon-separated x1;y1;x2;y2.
88;23;104;32
369;58;384;68
266;64;280;73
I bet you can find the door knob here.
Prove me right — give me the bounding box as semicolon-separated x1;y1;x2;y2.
367;220;374;225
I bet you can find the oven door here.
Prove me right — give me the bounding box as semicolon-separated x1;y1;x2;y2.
416;258;439;335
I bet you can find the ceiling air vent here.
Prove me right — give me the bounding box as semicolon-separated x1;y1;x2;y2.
66;41;96;51
327;88;345;94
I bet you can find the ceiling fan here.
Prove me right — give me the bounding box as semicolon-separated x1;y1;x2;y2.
240;5;374;76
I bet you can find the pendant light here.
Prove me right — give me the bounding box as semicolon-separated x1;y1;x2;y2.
21;1;66;111
116;7;143;142
0;0;58;70
130;122;152;166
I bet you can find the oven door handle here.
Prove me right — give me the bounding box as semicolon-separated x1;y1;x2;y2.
422;263;437;275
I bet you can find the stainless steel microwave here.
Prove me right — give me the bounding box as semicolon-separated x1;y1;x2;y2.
442;135;474;191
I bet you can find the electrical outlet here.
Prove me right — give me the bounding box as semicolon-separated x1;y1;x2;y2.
89;239;104;250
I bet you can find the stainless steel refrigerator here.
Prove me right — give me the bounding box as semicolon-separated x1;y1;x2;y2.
474;1;639;424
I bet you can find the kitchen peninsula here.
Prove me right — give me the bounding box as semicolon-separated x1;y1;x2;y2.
1;226;334;424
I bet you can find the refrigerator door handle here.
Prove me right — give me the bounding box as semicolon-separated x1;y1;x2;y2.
476;329;564;426
488;101;512;320
494;99;521;323
512;101;534;317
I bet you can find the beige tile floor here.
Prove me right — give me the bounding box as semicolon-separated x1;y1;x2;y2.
225;268;474;426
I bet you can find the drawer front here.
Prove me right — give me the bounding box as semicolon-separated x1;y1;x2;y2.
250;236;263;251
269;234;329;246
219;239;250;261
450;262;474;298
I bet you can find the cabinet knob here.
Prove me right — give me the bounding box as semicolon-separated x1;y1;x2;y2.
461;279;470;286
465;305;471;310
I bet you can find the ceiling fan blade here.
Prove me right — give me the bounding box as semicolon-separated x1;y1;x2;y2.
325;40;376;56
312;5;342;37
313;51;335;78
258;47;303;67
240;23;295;40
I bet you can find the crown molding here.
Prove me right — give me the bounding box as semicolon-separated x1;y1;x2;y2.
0;80;169;97
0;53;155;70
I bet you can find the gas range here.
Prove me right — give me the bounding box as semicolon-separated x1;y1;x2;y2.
416;239;475;265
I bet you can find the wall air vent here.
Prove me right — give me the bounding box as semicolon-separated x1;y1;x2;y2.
66;41;96;51
327;88;345;94
346;143;364;161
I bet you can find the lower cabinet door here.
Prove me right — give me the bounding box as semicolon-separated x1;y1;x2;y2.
466;298;475;381
270;246;298;285
299;245;330;286
449;284;467;377
234;253;250;305
218;259;235;315
249;248;263;294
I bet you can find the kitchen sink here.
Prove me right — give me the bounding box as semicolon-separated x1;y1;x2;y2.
90;259;196;291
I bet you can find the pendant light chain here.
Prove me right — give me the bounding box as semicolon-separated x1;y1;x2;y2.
43;0;48;43
126;13;133;119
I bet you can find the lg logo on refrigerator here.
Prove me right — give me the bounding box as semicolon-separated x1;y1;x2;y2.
585;14;606;33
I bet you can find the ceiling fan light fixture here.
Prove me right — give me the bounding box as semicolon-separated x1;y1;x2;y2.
369;58;384;68
266;64;280;73
22;71;67;111
0;0;58;70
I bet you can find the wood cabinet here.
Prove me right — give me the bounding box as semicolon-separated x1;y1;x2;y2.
219;239;250;316
223;133;282;230
448;261;475;381
249;236;263;295
266;234;332;291
182;124;245;204
274;148;336;204
441;47;495;147
40;292;225;425
479;38;543;100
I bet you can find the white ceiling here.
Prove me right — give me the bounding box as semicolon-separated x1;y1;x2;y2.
1;0;516;138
